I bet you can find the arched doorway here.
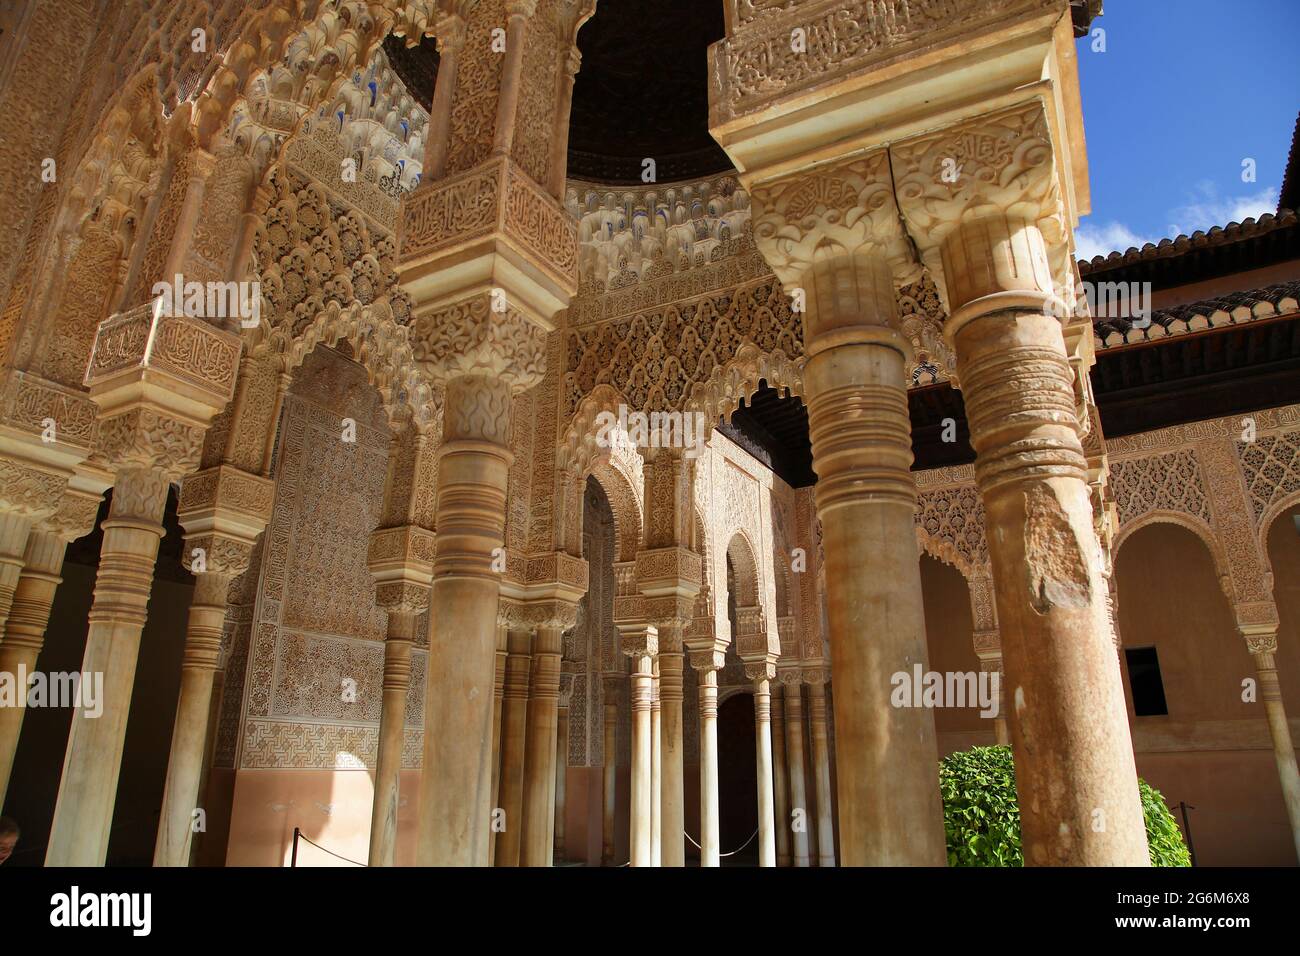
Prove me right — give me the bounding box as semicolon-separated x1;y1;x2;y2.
717;692;758;866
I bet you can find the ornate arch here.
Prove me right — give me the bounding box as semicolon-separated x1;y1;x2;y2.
726;530;761;608
1257;490;1300;572
685;340;804;426
588;460;643;564
256;297;438;432
1114;510;1234;604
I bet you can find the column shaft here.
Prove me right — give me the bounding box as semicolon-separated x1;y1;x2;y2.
629;654;654;866
489;625;507;866
784;684;811;867
698;667;720;866
753;677;777;867
807;681;836;867
602;694;617;864
1252;647;1300;860
801;283;946;864
771;684;790;867
0;530;65;802
496;629;531;866
650;659;662;866
417;375;512;866
154;570;232;866
659;648;685;866
521;626;561;866
368;613;415;867
952;292;1147;865
554;704;568;862
47;466;169;865
0;512;33;636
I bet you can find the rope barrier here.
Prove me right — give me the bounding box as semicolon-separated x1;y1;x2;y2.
683;826;760;858
293;832;366;868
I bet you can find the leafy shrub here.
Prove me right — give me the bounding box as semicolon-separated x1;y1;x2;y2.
939;745;1191;867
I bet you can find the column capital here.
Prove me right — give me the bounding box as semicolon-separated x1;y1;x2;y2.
178;463;276;576
498;595;581;632
368;525;436;612
434;12;469;52
890;99;1074;326
411;294;548;394
750;149;921;293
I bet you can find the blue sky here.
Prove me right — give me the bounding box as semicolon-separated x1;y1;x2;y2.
1073;0;1300;260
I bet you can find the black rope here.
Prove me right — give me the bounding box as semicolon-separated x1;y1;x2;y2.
683;826;760;857
294;831;366;867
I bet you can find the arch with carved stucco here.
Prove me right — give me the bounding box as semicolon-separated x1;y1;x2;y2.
685;340;804;427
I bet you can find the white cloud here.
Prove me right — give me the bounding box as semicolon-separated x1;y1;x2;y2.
1074;221;1155;261
1165;184;1278;237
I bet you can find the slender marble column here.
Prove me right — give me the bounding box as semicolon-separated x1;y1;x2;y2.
783;679;811;867
946;257;1148;865
489;624;507;866
367;611;415;867
807;679;836;867
421;16;467;178
696;662;721;867
0;512;33;637
491;1;533;155
154;570;233;866
628;650;655;867
496;629;532;866
0;530;66;802
47;466;171;865
547;50;581;199
417;375;513;867
770;683;791;867
602;681;617;865
751;671;777;867
658;643;686;866
1247;637;1300;860
554;702;568;862
521;626;562;866
650;657;662;866
798;253;947;865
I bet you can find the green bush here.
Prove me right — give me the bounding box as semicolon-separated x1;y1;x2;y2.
939;745;1191;867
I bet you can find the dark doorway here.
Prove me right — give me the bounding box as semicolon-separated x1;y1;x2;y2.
717;693;759;866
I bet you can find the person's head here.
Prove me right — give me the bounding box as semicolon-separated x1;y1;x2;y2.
0;817;18;864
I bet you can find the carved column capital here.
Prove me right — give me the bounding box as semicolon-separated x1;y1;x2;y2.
368;524;436;612
750;149;920;294
891;99;1073;325
412;295;548;394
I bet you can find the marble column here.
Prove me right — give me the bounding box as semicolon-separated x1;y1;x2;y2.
153;569;234;866
658;639;686;866
806;676;836;867
0;512;33;637
602;677;618;865
1246;632;1300;860
421;14;466;178
747;163;947;863
521;625;563;867
496;628;532;866
367;611;415;867
490;624;507;866
47;465;174;865
782;676;811;867
948;294;1149;864
554;699;568;862
770;683;791;867
626;637;656;867
45;303;237;866
0;530;68;802
694;652;722;867
416;375;516;867
750;665;777;867
889;103;1148;866
650;657;662;866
